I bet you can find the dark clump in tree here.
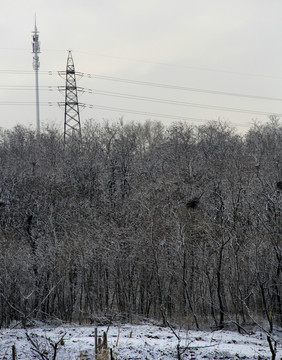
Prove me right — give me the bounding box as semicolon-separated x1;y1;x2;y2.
186;197;200;209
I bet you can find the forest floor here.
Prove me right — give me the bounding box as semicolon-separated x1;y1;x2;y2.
0;321;281;359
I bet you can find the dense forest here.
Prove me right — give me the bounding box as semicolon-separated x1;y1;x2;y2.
0;118;281;332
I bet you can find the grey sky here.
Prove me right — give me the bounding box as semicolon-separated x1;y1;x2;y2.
1;0;282;133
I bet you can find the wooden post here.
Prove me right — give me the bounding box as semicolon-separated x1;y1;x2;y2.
95;327;98;357
12;345;16;360
103;332;107;349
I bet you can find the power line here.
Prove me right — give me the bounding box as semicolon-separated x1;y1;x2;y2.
0;70;281;102
0;70;38;75
0;86;280;117
83;73;282;102
80;89;282;116
0;102;55;106
0;94;280;117
0;48;281;80
0;101;214;123
0;69;280;125
72;104;214;123
77;86;282;103
65;104;253;128
67;72;282;103
0;85;56;91
0;100;268;128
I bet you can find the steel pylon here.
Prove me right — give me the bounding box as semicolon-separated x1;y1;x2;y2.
63;51;82;145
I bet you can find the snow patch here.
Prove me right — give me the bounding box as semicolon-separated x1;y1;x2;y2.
0;323;281;359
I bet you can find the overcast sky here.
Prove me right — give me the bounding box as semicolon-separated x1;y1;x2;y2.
1;0;282;133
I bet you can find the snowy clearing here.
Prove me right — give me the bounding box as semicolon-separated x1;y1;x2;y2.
0;322;281;359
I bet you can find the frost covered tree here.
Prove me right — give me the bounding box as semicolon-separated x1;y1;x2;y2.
0;118;280;331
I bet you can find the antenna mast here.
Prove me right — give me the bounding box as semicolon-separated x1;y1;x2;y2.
32;16;40;137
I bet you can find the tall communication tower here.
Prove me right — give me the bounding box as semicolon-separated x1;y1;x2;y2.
32;16;40;137
62;51;82;145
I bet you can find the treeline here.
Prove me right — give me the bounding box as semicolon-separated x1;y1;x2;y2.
0;118;281;331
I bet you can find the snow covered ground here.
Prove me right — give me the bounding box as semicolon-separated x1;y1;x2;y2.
0;322;281;359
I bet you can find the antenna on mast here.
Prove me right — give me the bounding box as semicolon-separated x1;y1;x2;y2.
32;14;40;137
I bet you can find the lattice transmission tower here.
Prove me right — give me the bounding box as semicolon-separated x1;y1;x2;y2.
60;51;82;145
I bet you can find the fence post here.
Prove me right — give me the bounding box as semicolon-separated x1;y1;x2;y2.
12;345;16;360
95;327;98;358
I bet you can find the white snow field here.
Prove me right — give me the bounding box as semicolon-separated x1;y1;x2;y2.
0;322;281;359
